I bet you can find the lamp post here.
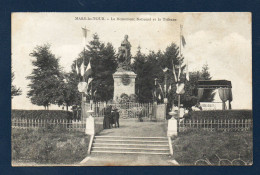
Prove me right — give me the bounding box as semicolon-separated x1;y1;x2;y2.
154;78;158;103
163;68;168;104
152;78;158;121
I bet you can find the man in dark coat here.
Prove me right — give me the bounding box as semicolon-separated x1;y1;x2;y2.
103;105;112;129
111;108;120;128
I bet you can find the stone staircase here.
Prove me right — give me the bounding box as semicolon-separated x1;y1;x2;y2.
90;136;171;155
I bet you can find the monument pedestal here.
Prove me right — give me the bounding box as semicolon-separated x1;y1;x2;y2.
113;70;136;100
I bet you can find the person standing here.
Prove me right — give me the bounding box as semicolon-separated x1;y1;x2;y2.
103;105;112;129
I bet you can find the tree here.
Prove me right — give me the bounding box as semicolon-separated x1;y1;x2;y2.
132;46;147;102
132;44;183;103
156;43;183;105
56;72;81;111
87;35;117;102
176;64;214;109
11;68;22;98
199;63;215;102
27;44;63;110
200;63;212;80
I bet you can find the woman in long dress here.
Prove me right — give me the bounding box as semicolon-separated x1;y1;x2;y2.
103;105;112;129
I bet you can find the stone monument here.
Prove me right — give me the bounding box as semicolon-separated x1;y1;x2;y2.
113;35;137;100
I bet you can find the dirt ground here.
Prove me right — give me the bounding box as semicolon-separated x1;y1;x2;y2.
80;154;174;166
96;118;168;137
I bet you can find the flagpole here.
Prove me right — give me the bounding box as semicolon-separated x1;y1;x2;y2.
83;26;87;82
178;24;182;122
81;26;87;121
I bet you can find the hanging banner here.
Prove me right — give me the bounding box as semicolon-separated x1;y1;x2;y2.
78;82;87;93
176;83;185;94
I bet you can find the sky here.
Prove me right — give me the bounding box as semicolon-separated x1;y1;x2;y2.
11;12;252;110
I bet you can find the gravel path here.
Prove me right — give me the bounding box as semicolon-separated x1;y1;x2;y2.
96;119;168;137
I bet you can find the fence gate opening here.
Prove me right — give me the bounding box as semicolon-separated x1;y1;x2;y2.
83;102;166;121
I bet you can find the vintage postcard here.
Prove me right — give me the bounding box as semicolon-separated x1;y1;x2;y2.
11;12;252;166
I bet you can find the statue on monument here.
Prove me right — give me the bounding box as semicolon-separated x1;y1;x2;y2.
117;35;132;71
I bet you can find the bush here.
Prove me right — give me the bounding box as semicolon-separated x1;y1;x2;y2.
12;110;74;120
190;110;252;120
12;128;89;164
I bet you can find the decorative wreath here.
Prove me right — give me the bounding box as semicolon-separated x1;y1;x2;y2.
121;74;131;85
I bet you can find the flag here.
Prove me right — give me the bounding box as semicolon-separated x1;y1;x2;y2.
76;64;79;75
181;35;186;47
168;84;171;92
158;83;164;96
88;77;93;85
82;27;90;49
82;27;89;39
86;77;93;95
80;63;85;76
185;61;189;81
172;63;177;82
85;60;92;79
176;83;185;94
180;25;186;47
88;87;92;96
75;60;79;75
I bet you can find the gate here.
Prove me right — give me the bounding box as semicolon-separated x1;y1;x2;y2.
83;102;166;120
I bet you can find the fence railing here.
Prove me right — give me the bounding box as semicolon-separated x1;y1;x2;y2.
85;102;154;118
12;118;85;131
178;119;252;132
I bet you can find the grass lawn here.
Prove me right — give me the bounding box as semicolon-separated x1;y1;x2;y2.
12;128;90;165
172;130;253;165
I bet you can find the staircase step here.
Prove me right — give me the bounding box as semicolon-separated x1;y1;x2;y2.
95;136;167;139
90;135;171;155
92;147;170;151
91;150;169;155
94;139;168;143
93;143;169;147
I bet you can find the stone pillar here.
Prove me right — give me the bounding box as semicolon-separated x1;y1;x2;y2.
85;110;95;135
81;95;86;121
167;110;178;136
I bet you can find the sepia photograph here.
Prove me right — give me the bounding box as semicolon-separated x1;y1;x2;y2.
11;12;252;166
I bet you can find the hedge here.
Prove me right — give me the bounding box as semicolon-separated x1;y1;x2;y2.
190;110;252;120
11;110;74;120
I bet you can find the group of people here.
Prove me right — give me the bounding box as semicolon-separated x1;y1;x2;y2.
103;105;120;129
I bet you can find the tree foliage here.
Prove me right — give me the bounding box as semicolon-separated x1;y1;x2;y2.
132;43;214;109
26;34;214;110
199;64;215;102
71;34;117;102
11;68;22;98
27;44;63;109
133;43;183;103
56;72;81;111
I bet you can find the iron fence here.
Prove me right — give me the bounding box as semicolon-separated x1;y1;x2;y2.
178;119;252;132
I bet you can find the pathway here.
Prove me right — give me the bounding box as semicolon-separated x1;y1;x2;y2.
80;119;177;166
